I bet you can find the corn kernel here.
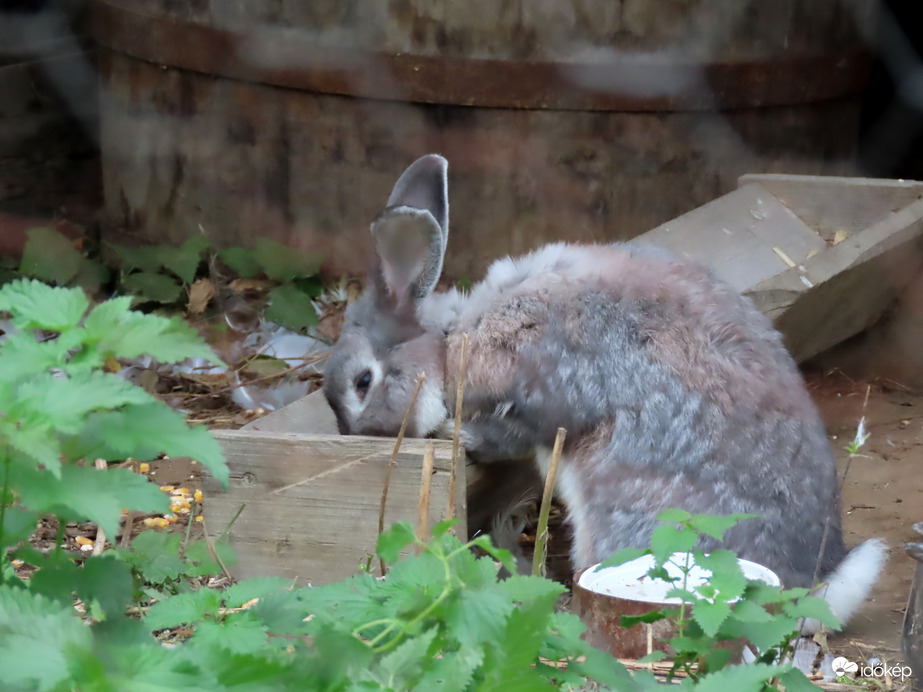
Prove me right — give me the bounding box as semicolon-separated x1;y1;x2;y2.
195;516;204;522
139;462;150;474
75;536;94;547
143;517;170;528
164;513;178;523
194;489;204;503
175;487;191;496
159;485;175;492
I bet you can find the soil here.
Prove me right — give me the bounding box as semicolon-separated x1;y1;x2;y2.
804;370;923;663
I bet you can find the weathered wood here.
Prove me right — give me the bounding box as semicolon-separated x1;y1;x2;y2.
739;174;923;241
241;389;338;434
632;175;923;362
92;0;874;280
203;430;466;584
631;182;827;293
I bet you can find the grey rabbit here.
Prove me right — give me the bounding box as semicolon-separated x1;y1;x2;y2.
324;154;886;628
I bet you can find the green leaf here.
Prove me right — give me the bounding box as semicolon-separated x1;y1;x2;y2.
416;646;484;691
569;647;641;691
694;549;747;602
650;523;698;565
727;599;773;623
160;235;210;285
11;370;154;435
468;534;517;575
0;331;70;381
688;513;756;540
219;247;263;278
71;403;228;487
86;307;222;365
445;586;514;647
637;650;669;663
121;271;184;304
376;522;418;563
110;243;165;273
71;257;110;294
498;575;566;605
224;577;293;608
1;419;63;477
778;666;822;692
692;599;732;637
253;238;323;283
0;586;93;691
79;555;136;618
656;508;691;523
375;626;437;688
14;464;167;542
620;610;669;628
184;537;234;577
0;506;38;550
692;662;783;692
19;227;83;285
432;518;461;538
598;546;650;569
144;589;224;631
193;617;270;654
0;279;89;331
118;531;187;586
720;613;799;651
265;284;319;332
783;595;839;629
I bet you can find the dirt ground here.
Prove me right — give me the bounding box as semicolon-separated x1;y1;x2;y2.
803;370;922;663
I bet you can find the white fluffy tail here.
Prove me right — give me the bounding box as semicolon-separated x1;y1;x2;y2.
803;538;888;633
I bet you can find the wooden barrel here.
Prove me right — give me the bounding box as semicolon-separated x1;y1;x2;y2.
90;0;878;279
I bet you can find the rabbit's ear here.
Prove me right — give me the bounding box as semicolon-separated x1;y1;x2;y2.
371;155;449;307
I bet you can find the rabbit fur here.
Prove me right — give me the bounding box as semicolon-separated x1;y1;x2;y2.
323;154;886;629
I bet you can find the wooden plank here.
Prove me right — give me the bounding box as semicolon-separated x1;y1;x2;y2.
631;182;827;293
747;195;923;362
739;173;923;240
203;430;466;584
241;389;339;434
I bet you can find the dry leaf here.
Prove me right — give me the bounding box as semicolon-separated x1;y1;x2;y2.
187;278;216;314
229;277;275;294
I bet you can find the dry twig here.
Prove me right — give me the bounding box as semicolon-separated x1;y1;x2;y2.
447;333;470;528
533;427;566;578
378;372;426;575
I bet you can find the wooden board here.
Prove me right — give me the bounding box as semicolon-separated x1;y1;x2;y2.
632;175;923;362
739;174;923;241
241;388;339;434
203;430;466;584
631;182;827;293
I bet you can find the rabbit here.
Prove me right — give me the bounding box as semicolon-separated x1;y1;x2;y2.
323;153;886;629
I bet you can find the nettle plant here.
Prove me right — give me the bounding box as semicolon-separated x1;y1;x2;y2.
601;509;841;691
0;278;843;691
6;226;325;332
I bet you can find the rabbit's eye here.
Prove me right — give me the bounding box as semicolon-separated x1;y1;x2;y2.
355;370;373;399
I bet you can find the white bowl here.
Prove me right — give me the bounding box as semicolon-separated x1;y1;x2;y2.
576;552;781;605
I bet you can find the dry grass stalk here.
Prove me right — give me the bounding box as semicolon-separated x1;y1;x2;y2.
92;459;108;555
532;427;566;578
378;372;426;575
447;333;470;528
416;442;436;552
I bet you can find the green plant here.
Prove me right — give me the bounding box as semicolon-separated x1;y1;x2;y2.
3;226;326;332
16;227;109;292
600;509;841;691
111;235;325;331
